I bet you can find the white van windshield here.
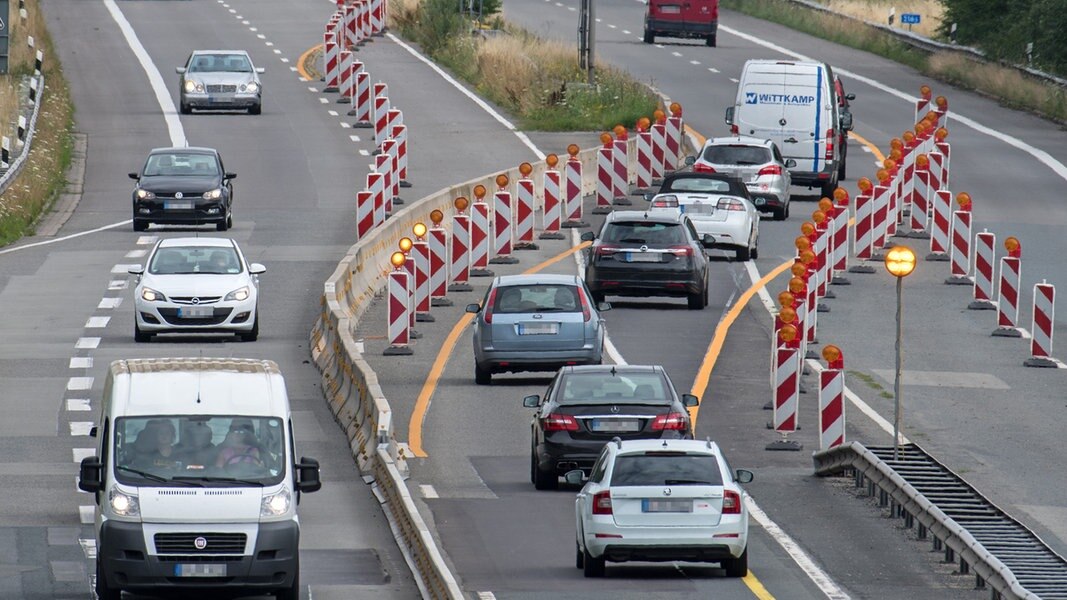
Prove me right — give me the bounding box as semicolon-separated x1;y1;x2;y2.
114;415;285;486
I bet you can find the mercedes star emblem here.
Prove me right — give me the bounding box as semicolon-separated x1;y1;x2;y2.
779;118;788;126
610;405;619;413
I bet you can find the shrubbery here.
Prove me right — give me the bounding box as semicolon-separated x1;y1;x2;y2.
938;0;1067;76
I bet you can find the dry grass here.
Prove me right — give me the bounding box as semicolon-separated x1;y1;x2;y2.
927;52;1067;121
819;0;944;38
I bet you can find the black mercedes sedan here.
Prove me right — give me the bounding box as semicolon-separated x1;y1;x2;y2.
130;147;235;232
523;364;698;490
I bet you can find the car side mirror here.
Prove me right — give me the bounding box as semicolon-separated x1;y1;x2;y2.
597;301;612;312
176;67;187;74
128;265;144;276
839;112;854;132
522;394;540;408
684;155;696;166
248;263;266;275
295;457;322;493
465;303;481;314
643;192;654;201
224;172;237;180
724;106;735;125
701;234;715;248
784;159;797;168
579;231;595;242
846;93;856;101
735;469;754;484
681;393;699;407
128;172;140;180
89;426;98;438
78;456;103;494
256;67;266;74
563;469;586;485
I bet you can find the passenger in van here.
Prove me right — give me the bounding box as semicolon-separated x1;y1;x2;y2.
174;420;217;467
130;419;179;470
216;419;264;469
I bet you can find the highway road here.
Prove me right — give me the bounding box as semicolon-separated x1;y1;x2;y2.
0;0;1064;598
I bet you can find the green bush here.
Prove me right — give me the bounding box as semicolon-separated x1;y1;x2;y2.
939;0;1067;76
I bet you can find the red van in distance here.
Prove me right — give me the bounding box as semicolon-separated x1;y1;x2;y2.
643;0;719;47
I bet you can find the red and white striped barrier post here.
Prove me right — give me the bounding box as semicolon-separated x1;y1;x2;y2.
367;170;386;223
900;144;916;222
651;114;667;184
392;123;411;188
562;145;589;228
470;185;495;277
490;174;518;264
935;133;951;189
906;153;931;238
818;345;846;451
372;83;390;148
611;128;631;205
359;0;371;42
356;189;374;239
927;150;944;193
665;103;684;172
635;120;653;193
449;197;474;292
540;154;565;240
412;224;434;323
384;108;402;151
946;193;973;285
351;68;372;126
514;163;538;250
871;175;891;259
381;138;401;205
767;319;802;451
383;253;413;355
322;30;340;92
886;157;902;238
993;238;1022;337
593;137;613;215
344;2;359;49
1025;281;1059;367
399;239;420;338
969;230;997;310
369;0;383;34
849;178;876;274
831;189;850;283
812;212;831;304
927;189;951;261
336;50;354;102
427;209;453;306
375;152;394;213
914;84;933;123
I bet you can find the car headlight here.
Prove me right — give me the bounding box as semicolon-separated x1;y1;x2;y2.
261;488;291;517
141;287;167;302
202;188;223;200
183;79;204;93
225;286;250;302
109;487;140;518
243;82;259;94
135;189;155;200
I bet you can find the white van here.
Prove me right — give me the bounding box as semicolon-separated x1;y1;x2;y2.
78;358;321;600
725;59;850;198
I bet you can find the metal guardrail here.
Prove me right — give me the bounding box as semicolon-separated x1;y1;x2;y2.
814;441;1067;599
0;74;46;195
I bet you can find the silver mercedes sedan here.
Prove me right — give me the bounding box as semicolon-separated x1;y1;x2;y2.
177;50;264;115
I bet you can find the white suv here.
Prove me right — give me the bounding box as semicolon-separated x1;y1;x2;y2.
567;438;753;577
692;136;794;220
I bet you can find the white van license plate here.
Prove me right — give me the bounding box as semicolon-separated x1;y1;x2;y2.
175;563;227;577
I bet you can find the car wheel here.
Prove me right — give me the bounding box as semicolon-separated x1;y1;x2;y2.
784;201;790;219
226;211;233;229
723;546;749;578
687;288;705;310
736;244;751;261
643;29;654;44
474;363;492;385
575;541;584;569
706;33;717;47
240;312;259;342
533;460;558;490
134;322;152;343
216;216;229;231
133;218;148;232
249;102;262;115
583;546;606;577
180;102;191;115
96;560;121;600
275;560;299;600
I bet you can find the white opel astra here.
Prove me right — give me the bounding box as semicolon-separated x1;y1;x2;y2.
131;237;264;342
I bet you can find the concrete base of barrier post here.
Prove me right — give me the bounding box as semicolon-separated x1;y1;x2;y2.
431;297;453;307
592;206;612;215
926;253;950;262
967;300;996;310
539;231;565;240
383;345;413;356
991;327;1022;338
945;276;972;285
1024;356;1059;368
470;268;496;277
848;264;876;274
489;256;519;265
562;219;590;228
766;435;803;451
415;314;435;323
448;282;473;292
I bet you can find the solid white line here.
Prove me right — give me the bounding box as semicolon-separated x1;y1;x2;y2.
744;261;776;314
0;220;132;255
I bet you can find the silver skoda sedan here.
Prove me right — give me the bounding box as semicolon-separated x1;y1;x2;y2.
177;50;264;115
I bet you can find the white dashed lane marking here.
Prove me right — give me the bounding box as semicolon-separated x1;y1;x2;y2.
79;506;94;524
70;422;94;436
67;399;91;412
75;338;100;349
108;280;128;290
319;97;329;104
72;448;94;463
350;135;361;142
69;357;92;369
328;110;339;116
135;235;156;245
85;316;110;328
111;264;139;274
98;297;122;309
671;51;682;57
67;377;93;391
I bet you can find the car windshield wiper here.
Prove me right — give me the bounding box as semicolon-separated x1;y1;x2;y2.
664;479;713;485
172;476;265;486
116;465;200;485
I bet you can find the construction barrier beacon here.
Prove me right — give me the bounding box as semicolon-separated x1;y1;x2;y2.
818;346;846;451
540;154;565;240
383;254;412;356
968;230;996;310
1025;282;1058;367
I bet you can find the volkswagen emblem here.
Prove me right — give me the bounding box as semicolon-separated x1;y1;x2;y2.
663;487;672;497
175;191;184;199
191;297;201;305
194;536;208;550
610;405;619;414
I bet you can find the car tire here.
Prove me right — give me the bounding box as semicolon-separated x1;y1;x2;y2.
751;243;759;260
533;459;558;490
240;312;259;342
820;179;838;199
226;211;233;230
643;29;654;44
96;560;121;600
133;218;148;232
216;216;229;231
838;156;847;180
773;205;787;221
784;202;790;219
575;541;584;569
474;363;492;385
723;546;748;578
706;33;717;47
687;288;705;310
249;102;262;116
134;322;152;343
180;102;191;115
275;561;299;600
736;244;751;261
583;546;606;577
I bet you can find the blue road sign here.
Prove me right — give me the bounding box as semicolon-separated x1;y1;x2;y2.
901;13;921;25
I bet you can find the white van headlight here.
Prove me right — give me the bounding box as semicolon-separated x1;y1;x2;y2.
109;488;140;518
261;488;291;517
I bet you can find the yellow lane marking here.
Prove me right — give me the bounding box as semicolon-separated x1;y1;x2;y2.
848;130;886;164
408;241;592;457
685;124;707;147
744;571;777;599
297;44;319;82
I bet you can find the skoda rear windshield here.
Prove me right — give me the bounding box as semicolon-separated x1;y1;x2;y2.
610;454;723;486
602;222;686;245
113;415;285;486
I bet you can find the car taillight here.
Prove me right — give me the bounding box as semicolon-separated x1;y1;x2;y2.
651;412;688;431
716;198;746;211
577;286;592;322
668;245;693;257
723;490;742;515
592;490;613;515
594;244;621;257
730;124;739;135
825;128;835;160
693;163;716;174
757;164;782;177
482;288;498;324
651;196;679;208
542;413;579;432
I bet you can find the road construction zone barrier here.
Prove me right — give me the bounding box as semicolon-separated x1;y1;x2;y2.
413;236;432;322
337;51;354;102
392;124;410;186
540;159;565;239
352;69;372;125
357;190;374;239
612;137;630;204
927;189;951;261
1025;282;1058;367
993;254;1022;337
449;206;472;292
375;152;393;213
373;83;390;147
946;196;972;285
665;114;683;171
359;0;371;41
323;31;340;93
651;121;666;182
344;3;359;48
819;347;845;451
850;185;876;270
831;191;849;279
490;182;517;264
635;130;653;192
768;341;802;452
367;170;385;221
594;146;613;214
935;140;951;188
563;151;587;227
381;139;400;204
871;182;890;256
470;196;493;276
969;231;996;309
514;166;537;250
401;249;418;333
384;266;412;355
369;0;384;34
908;155;930;237
428;218;451;305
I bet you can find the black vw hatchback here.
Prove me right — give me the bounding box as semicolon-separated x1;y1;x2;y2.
524;364;698;490
130;146;235;232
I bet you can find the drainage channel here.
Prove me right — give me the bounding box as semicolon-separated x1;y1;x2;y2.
814;442;1067;600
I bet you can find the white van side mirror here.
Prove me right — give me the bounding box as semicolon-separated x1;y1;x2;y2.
78;456;103;494
295;457;322;493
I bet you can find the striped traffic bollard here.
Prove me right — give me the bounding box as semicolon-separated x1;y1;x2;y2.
336;50;354;102
449;198;473;292
927;150;944;193
16;116;26;147
343;3;357;49
372;83;390;148
906;155;931;238
612;137;631;205
383;259;413;356
914;85;932;122
369;0;383;34
490;177;518;264
412;233;434;323
331;10;347;50
936;139;951;188
33;50;43;79
392;124;411;188
849;182;876;273
562;149;589;228
367;171;385;224
428;212;453;305
470;189;495;277
945;196;972;285
401;246;420;338
899;147;915;221
375;152;394;213
813;220;830;304
665;114;683;172
993;254;1022;337
805;269;819;350
1025;281;1059;367
969;230;996;310
927;190;951;261
356;190;374;239
635;130;653;193
651;121;667;183
382;139;402;204
385;109;403;153
593;145;613;214
322;30;340;92
514;163;538;250
351;69;372;126
818;346;846;451
870;182;890;259
540;155;565;240
767;326;802;451
831;191;850;283
361;0;373;41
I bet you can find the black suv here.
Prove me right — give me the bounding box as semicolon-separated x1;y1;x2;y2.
524;364;698;490
581;210;710;309
130;146;235;232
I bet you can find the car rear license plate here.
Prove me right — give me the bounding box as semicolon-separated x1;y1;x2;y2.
165;200;194;210
178;306;214;318
624;252;661;263
517;322;559;335
642;499;693;513
175;563;227;577
591;419;640;433
660;4;681;13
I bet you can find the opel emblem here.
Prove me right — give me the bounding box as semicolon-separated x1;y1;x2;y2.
175;191;184;199
191;297;201;305
194;536;208;550
640;245;648;252
663;487;672;497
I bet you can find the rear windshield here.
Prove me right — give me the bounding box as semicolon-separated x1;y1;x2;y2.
559;372;670;405
702;145;771;166
661;177;738;195
601;222;686;245
610;453;723;486
493;284;580;314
